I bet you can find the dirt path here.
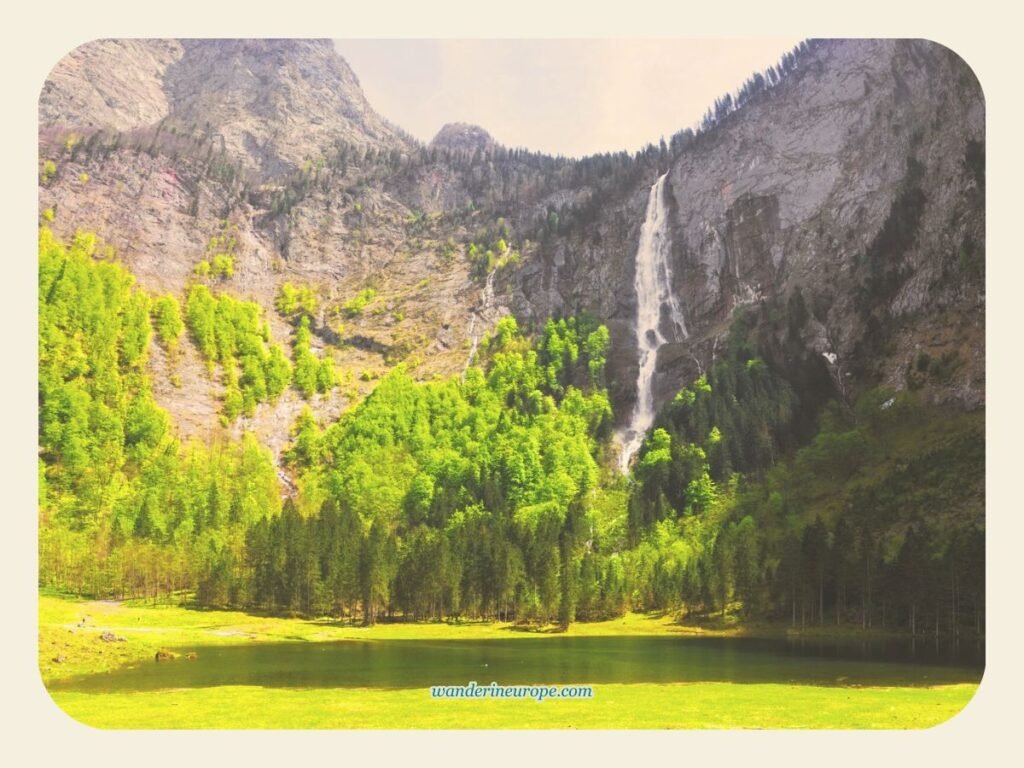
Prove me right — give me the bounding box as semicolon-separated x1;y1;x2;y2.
62;624;255;638
62;624;169;633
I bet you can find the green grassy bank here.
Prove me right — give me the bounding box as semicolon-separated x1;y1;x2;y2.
39;594;980;729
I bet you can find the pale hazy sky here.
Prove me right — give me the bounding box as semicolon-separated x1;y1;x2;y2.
334;39;803;158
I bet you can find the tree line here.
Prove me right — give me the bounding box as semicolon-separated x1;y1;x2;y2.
38;225;983;637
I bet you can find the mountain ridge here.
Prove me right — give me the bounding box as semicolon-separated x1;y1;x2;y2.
38;38;985;462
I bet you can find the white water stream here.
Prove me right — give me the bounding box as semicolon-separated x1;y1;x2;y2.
462;268;497;381
618;173;688;472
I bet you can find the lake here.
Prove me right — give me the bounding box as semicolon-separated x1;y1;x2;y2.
48;634;983;694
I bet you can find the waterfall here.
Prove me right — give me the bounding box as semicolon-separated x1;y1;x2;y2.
618;172;688;473
462;268;497;381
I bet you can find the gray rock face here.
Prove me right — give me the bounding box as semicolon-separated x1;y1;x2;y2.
38;38;984;455
40;39;184;131
165;39;411;175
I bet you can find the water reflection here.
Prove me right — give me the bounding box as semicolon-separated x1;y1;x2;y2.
49;634;983;694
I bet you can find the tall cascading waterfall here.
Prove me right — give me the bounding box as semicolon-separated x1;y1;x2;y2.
618;172;688;473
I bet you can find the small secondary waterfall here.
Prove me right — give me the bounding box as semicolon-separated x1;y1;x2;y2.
618;173;688;473
462;268;497;381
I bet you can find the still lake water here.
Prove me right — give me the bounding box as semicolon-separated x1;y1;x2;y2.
50;634;983;694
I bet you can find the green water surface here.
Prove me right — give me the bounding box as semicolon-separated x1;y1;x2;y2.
49;634;983;693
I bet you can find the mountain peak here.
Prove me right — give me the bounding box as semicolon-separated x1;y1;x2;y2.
40;38;411;176
430;122;497;153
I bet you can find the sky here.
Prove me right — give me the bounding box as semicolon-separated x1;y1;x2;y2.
334;39;804;158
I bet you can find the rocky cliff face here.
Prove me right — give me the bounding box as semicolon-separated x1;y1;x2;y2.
38;38;984;459
664;39;984;409
40;39;185;132
508;39;985;417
